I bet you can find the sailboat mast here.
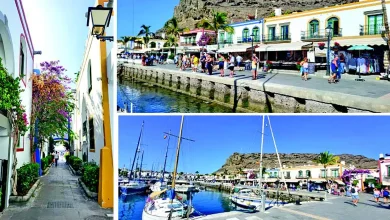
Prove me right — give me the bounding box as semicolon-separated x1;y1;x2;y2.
171;116;185;189
162;130;171;180
267;116;290;194
259;115;265;191
130;121;144;179
139;150;144;180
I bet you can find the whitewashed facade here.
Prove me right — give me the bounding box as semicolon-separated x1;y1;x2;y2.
73;0;114;165
379;154;390;186
218;19;264;45
0;0;34;209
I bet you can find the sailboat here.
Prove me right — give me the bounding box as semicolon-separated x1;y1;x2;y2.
120;121;148;195
142;116;196;220
230;116;289;210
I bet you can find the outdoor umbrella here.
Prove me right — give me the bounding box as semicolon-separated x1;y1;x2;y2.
347;45;374;81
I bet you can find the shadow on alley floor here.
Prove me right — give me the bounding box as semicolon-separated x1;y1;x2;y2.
0;161;112;220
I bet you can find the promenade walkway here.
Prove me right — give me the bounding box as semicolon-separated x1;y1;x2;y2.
0;160;112;220
201;193;390;220
143;63;390;100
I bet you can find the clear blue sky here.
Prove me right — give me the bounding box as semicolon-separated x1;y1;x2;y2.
117;0;180;38
119;115;389;174
23;0;95;87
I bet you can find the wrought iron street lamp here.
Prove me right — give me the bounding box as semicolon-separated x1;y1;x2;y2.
250;33;255;58
87;5;113;42
325;24;333;76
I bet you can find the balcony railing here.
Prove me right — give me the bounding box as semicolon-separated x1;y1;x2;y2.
237;36;261;43
180;42;197;46
384;175;390;180
218;39;234;44
284;176;291;179
133;46;142;50
263;34;291;42
301;28;343;40
318;174;340;178
359;25;385;36
296;175;311;179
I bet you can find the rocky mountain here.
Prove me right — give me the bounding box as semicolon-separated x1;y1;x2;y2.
173;0;359;29
215;152;378;174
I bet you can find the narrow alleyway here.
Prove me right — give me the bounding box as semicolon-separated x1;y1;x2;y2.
0;160;112;220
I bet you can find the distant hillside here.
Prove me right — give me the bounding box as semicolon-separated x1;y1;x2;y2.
173;0;359;29
215;152;378;174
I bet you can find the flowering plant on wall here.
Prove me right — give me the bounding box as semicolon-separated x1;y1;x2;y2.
318;42;325;50
341;169;371;185
197;33;211;46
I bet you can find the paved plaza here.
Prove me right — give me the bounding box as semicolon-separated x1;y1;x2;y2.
0;161;112;220
201;193;390;220
135;63;390;100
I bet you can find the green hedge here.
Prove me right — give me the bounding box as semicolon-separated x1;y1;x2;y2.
17;163;39;195
168;54;174;60
82;164;99;193
41;155;54;171
65;154;70;163
69;156;83;171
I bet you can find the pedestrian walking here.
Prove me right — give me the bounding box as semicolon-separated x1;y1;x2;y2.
54;151;59;167
218;54;225;77
373;188;381;203
382;187;389;204
351;184;359;206
328;56;339;83
300;57;309;81
228;54;235;77
251;54;259;80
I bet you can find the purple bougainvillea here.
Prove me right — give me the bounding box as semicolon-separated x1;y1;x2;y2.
197;33;211;46
341;169;371;184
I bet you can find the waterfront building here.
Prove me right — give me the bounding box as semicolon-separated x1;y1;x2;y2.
257;0;390;72
378;153;390;186
0;0;35;210
177;28;218;54
217;19;264;55
277;162;346;186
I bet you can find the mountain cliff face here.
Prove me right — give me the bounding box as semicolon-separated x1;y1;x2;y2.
216;152;378;174
173;0;359;28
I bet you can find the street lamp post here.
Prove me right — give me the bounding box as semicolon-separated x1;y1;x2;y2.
86;1;113;208
326;24;333;76
250;33;255;58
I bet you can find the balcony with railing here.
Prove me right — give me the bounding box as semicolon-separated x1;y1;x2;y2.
318;174;340;178
296;175;311;179
263;34;291;43
301;28;343;41
237;36;261;44
180;42;197;46
359;25;385;36
218;39;234;45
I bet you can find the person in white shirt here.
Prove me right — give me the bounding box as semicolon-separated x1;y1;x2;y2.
351;185;359;206
54;151;59;167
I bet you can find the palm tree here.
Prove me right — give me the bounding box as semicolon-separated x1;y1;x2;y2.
138;25;155;48
313;151;340;180
381;0;390;67
196;10;234;49
164;17;189;54
164;35;179;56
120;36;132;52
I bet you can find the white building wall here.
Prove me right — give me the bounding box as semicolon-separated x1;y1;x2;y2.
265;1;390;42
74;1;114;166
218;20;263;44
0;0;34;209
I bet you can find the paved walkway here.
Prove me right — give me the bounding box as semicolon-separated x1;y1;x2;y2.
201;193;390;220
0;161;112;220
141;64;390;99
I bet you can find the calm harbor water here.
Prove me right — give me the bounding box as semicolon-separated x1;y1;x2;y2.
117;81;238;113
118;189;238;220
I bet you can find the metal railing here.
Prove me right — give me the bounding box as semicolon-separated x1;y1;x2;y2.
359;25;385;36
301;28;343;40
318;174;340;178
180;42;197;46
296;175;311;179
237;36;261;43
218;39;234;44
263;34;291;42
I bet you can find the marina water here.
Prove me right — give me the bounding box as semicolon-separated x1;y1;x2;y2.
118;81;239;113
118;189;240;220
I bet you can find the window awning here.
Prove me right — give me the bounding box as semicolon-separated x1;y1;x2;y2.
333;37;387;47
256;42;313;52
218;45;252;53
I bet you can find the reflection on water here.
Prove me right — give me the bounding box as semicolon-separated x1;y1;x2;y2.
117;81;237;113
118;189;238;220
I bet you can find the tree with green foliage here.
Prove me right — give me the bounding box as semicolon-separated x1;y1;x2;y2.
138;25;155;48
196;10;234;48
0;58;29;195
164;17;189;54
313;151;340;180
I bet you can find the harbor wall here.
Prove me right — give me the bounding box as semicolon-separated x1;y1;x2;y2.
118;65;390;113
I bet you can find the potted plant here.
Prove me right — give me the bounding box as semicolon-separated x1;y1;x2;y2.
333;42;340;51
266;60;272;72
318;42;325;50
